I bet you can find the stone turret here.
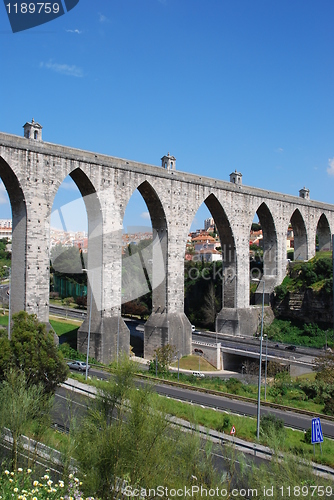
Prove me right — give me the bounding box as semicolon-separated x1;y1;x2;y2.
299;187;310;200
229;169;242;185
23;118;42;141
161;152;176;172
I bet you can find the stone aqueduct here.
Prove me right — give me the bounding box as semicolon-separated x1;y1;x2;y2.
0;121;333;363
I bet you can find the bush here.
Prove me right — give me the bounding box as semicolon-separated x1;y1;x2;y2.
260;413;285;438
304;428;312;444
225;378;242;394
217;415;230;432
63;296;75;306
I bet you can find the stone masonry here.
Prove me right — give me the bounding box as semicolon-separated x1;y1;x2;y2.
0;125;334;363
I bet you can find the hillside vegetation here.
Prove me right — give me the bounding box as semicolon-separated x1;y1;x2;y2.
266;253;333;348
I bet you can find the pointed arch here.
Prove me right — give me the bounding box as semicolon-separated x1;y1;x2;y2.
122;180;168;358
290;209;307;260
316;213;331;252
256;202;277;276
137;180;167;314
0;156;27;314
204;193;236;308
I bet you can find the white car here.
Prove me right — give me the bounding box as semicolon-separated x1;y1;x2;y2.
191;325;196;332
192;371;205;378
67;360;90;372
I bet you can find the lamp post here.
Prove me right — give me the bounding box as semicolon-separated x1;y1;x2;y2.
82;269;92;381
117;306;120;364
252;277;265;440
4;266;11;340
264;334;268;402
194;348;203;373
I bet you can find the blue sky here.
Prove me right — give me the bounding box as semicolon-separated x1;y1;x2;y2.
1;0;334;232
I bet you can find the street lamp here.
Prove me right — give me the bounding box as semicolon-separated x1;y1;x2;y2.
252;277;265;440
264;334;268;402
194;348;203;372
4;266;11;340
82;268;93;381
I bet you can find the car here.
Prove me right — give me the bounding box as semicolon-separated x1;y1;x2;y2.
191;325;196;332
192;371;205;378
67;360;90;372
285;345;296;352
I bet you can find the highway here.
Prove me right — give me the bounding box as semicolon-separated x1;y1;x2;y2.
65;366;334;439
50;304;322;363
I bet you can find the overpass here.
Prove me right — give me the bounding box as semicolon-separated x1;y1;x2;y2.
0;120;333;363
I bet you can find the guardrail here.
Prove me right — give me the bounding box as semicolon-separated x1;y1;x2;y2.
65;359;334;422
61;379;334;479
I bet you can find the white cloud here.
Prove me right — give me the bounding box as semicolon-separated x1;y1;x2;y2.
327;157;334;176
140;211;150;220
275;147;283;153
40;61;83;78
65;29;82;34
98;12;109;23
61;179;79;191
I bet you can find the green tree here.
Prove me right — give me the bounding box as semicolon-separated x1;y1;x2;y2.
149;344;177;374
75;357;223;500
201;281;219;329
0;368;52;470
0;311;68;393
314;351;334;385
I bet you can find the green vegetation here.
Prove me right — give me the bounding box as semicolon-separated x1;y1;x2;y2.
0;368;52;470
72;369;334;470
0;469;97;499
264;318;333;349
184;260;222;330
0;238;11;278
275;253;332;299
0;311;68;394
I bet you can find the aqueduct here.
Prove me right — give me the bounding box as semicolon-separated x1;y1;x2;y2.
0;121;333;363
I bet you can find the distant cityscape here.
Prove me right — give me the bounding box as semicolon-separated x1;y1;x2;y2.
0;217;294;261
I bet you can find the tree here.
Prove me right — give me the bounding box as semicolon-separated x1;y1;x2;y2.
314;351;334;385
149;344;176;374
0;368;52;470
0;311;68;393
75;357;223;500
201;281;219;329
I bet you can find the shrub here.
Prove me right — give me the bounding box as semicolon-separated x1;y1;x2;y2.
304;428;312;444
217;415;231;432
260;413;285;437
225;377;242;394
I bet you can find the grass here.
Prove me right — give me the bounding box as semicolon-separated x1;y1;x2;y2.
171;354;216;371
68;372;334;469
49;318;81;337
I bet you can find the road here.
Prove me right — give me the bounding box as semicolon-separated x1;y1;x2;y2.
50;305;323;362
67;366;334;438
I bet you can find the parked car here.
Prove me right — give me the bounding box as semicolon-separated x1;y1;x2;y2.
191;325;196;332
192;371;205;378
67;360;90;372
285;345;296;352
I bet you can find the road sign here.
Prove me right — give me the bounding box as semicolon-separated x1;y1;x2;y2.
311;418;323;444
230;425;236;436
